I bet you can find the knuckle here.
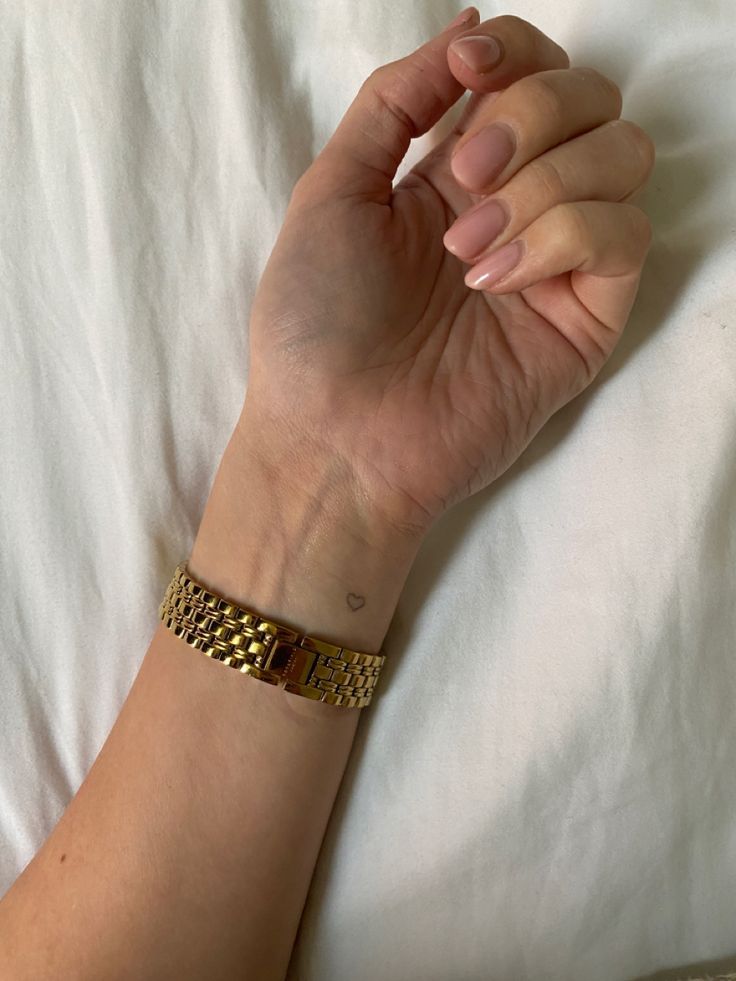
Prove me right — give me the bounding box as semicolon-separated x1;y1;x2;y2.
360;67;380;99
557;202;590;243
526;156;567;201
523;75;566;123
289;168;313;205
361;63;397;105
574;66;623;114
365;63;391;88
362;64;417;138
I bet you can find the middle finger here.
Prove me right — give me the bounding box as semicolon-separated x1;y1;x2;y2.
449;66;623;194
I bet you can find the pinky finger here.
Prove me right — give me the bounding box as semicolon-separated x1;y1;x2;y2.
464;200;653;331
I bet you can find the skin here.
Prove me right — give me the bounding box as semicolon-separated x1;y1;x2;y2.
246;8;654;535
0;8;654;980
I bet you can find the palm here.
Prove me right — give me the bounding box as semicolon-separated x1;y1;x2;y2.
249;145;601;530
380;148;597;510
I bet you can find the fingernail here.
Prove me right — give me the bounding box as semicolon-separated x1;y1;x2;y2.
449;35;504;72
444;7;477;31
465;241;523;289
451;124;516;191
443;199;509;258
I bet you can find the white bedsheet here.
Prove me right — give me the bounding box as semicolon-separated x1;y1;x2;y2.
1;3;735;979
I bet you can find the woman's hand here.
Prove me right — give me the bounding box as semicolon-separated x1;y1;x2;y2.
241;8;655;539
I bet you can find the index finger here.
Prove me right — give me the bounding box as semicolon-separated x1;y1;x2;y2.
448;14;570;92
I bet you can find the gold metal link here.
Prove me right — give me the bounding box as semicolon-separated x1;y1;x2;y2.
158;561;385;708
283;682;323;700
315;680;339;693
301;636;342;658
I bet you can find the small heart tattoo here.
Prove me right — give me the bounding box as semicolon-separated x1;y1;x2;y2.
346;593;366;612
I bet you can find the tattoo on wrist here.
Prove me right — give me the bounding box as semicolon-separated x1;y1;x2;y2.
346;593;366;612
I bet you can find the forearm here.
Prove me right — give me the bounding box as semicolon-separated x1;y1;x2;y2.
0;409;422;980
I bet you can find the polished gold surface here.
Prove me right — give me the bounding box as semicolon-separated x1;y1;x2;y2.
158;561;385;708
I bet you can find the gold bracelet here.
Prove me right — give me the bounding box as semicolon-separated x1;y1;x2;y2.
158;561;386;708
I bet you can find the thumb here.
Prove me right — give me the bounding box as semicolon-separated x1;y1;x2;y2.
311;7;481;203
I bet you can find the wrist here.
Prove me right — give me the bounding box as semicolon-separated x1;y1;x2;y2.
186;412;424;655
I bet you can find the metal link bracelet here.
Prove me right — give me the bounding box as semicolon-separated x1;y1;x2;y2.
158;561;386;708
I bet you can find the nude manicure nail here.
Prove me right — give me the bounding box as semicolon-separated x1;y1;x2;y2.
465;241;523;289
450;35;503;72
451;124;516;192
443;199;509;258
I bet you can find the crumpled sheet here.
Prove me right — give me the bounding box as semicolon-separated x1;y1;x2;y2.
1;3;735;979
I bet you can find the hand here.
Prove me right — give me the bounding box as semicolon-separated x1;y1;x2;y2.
240;8;655;539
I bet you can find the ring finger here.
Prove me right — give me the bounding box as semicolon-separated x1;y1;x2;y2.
443;118;655;262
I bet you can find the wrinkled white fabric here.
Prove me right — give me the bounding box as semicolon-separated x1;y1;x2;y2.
1;3;734;979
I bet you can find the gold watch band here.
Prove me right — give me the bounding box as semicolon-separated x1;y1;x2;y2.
158;561;385;708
